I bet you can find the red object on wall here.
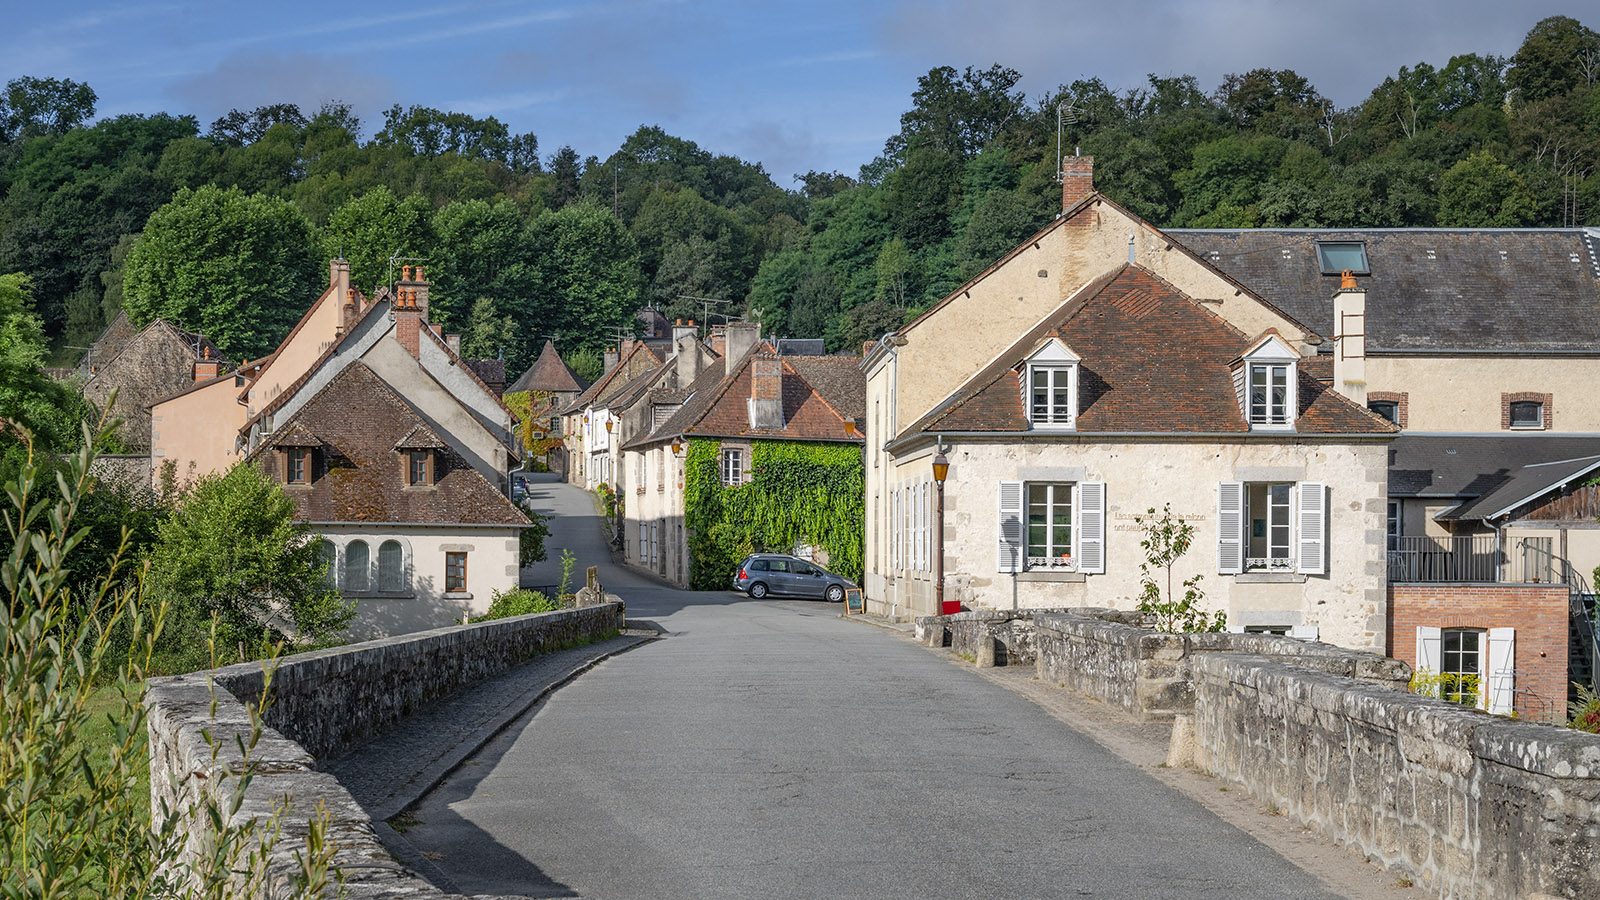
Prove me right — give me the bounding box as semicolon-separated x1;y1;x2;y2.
941;600;962;616
1388;584;1569;722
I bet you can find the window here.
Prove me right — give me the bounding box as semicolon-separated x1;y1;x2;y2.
721;449;743;486
794;561;819;576
1026;483;1075;570
1509;401;1543;429
1249;364;1291;426
286;448;308;484
1244;625;1290;635
1217;481;1325;575
445;551;467;593
344;540;370;593
1440;629;1482;707
1387;501;1401;552
1023;340;1079;427
766;558;790;573
1316;241;1369;274
408;451;430;486
318;540;337;587
749;559;769;572
1368;400;1399;424
378;540;404;592
998;480;1105;574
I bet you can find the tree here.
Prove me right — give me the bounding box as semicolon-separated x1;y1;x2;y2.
320;186;434;293
547;145;583;207
1438;151;1537;226
885;64;1026;161
564;347;603;384
375;104;537;172
0;76;96;142
0;273;90;451
461;296;516;360
1508;16;1600;104
208;103;308;146
1133;504;1224;633
145;460;353;642
431;197;536;331
122;186;319;359
527;201;642;357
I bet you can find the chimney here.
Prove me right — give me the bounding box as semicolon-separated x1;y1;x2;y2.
1061;156;1095;212
192;346;221;382
603;348;620;374
747;354;784;429
674;321;702;387
1333;270;1366;406
446;333;461;355
724;321;760;377
342;288;358;331
709;324;727;358
330;257;350;299
392;266;431;358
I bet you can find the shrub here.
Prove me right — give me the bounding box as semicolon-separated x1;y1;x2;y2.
1133;504;1226;633
1570;683;1600;733
471;587;560;622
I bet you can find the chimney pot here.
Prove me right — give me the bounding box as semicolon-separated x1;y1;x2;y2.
1340;269;1358;290
402;264;413;281
415;265;425;282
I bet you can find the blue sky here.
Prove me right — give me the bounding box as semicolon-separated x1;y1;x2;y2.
8;1;1582;186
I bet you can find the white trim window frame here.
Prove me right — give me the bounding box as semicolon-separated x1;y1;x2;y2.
1248;363;1292;427
720;448;744;486
1022;340;1080;429
1219;481;1326;575
1025;482;1077;571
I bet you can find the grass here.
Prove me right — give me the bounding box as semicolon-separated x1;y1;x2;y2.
81;684;151;829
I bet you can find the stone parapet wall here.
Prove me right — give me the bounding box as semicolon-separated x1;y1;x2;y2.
941;608;1079;665
146;603;625;899
1191;653;1600;900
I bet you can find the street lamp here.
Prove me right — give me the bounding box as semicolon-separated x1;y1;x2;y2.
932;441;950;616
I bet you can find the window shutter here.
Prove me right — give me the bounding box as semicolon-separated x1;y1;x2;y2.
918;482;927;571
1217;482;1244;574
1288;625;1320;642
1486;627;1516;715
1296;482;1326;575
1416;626;1443;673
892;489;901;570
1077;482;1106;574
998;481;1023;573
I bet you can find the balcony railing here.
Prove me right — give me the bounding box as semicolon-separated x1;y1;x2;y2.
1386;535;1563;584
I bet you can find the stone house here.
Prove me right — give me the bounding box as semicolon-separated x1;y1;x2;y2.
82;313;224;451
617;328;864;587
864;158;1399;652
558;338;668;491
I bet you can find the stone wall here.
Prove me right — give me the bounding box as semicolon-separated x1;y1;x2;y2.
1192;653;1600;900
940;608;1079;666
146;603;625;898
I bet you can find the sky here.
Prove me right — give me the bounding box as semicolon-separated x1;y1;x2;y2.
7;1;1586;186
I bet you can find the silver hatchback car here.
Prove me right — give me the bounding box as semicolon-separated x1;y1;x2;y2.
732;553;856;602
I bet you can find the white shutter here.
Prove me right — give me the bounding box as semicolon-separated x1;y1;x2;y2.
1486;627;1516;715
918;482;928;571
998;481;1023;573
1077;482;1106;574
1416;626;1443;673
1296;482;1327;575
892;489;901;570
1217;482;1244;574
1289;625;1320;642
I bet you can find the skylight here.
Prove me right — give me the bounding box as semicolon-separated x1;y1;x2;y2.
1316;241;1369;275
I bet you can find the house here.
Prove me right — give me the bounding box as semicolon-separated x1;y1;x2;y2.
506;340;589;473
864;157;1397;653
558;337;669;490
617;324;864;587
82;313;224;451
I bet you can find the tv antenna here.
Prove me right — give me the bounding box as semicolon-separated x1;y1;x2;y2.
1056;101;1087;182
677;295;734;328
387;250;427;294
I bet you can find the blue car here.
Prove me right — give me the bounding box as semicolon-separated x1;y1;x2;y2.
732;553;856;602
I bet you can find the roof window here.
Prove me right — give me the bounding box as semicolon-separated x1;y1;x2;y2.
1315;241;1368;275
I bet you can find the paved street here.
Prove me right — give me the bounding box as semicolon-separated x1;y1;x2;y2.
402;473;1346;900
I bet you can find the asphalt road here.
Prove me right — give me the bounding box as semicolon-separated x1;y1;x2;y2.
402;473;1344;900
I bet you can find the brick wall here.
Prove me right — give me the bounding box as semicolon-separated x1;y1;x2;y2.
1061;155;1095;210
1388;583;1569;722
1366;389;1408;428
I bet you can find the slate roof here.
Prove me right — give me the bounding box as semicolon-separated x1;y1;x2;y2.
1167;229;1600;353
250;362;527;527
507;341;587;394
1387;434;1600;503
562;341;664;413
1439;455;1600;521
902;265;1396;441
623;351;867;449
464;359;506;394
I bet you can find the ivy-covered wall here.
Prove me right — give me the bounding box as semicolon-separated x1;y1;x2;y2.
684;438;864;590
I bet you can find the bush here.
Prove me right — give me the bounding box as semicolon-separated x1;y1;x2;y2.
1133;504;1226;633
471;587;560;622
1570;683;1600;733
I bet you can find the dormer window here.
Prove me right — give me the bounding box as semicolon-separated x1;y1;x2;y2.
408;450;431;486
1234;333;1299;431
1316;241;1368;275
1023;339;1080;428
286;448;308;485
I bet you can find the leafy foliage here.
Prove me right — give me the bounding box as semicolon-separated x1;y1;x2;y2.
1133;504;1225;633
1569;682;1600;733
470;587;559;622
520;509;550;568
683;439;864;589
1411;669;1482;708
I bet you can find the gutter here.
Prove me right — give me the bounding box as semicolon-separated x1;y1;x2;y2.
305;521;534;530
884;429;1398;455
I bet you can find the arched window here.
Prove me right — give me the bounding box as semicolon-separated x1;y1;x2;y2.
318;540;337;587
378;540;405;592
345;540;370;593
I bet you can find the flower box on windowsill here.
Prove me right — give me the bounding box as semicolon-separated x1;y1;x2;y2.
1244;557;1294;572
1027;556;1077;572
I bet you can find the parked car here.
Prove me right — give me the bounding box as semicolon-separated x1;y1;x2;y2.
732;553;856;602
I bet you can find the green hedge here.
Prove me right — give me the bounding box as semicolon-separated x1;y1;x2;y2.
684;438;864;589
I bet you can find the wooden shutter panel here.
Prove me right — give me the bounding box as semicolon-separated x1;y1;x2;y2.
1296;482;1327;575
1486;628;1516;715
1077;482;1106;574
1416;626;1443;673
998;481;1023;573
1217;482;1244;574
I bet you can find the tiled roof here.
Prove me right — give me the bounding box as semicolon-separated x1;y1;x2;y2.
251;363;527;527
1388;434;1600;499
464;359;506;392
270;422;321;448
242;296;389;436
906;265;1396;439
1167;229;1600;353
562;341;664;413
393;423;446;449
623;351;866;449
508;340;587;394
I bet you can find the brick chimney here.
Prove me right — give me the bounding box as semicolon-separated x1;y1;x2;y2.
446;333;461;355
1062;156;1095;211
674;320;702;386
192;346;221;382
603;348;619;374
747;354;784;429
724;321;760;377
709;324;727;358
1333;270;1366;406
392;265;431;358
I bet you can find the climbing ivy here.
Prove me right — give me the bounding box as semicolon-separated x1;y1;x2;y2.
684;438;864;589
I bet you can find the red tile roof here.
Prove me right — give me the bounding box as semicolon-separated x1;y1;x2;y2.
508;340;589;394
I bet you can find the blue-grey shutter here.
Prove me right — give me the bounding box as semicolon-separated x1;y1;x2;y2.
1217;482;1244;574
998;481;1023;573
1077;482;1105;574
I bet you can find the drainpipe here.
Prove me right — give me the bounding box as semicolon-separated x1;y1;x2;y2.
1493;520;1504;583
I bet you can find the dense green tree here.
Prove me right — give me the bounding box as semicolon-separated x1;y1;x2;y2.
0;273;90;449
430;197;536;328
885;64;1026;161
145;460;352;642
208;103;309;146
376;104;539;172
321;186;435;293
547;145;583;207
1438;151;1538;226
0;76;97;142
1508;16;1600;104
564;346;603;384
122;185;319;358
526;200;641;358
460;296;516;361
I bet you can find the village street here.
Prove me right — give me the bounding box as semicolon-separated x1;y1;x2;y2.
396;474;1355;900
